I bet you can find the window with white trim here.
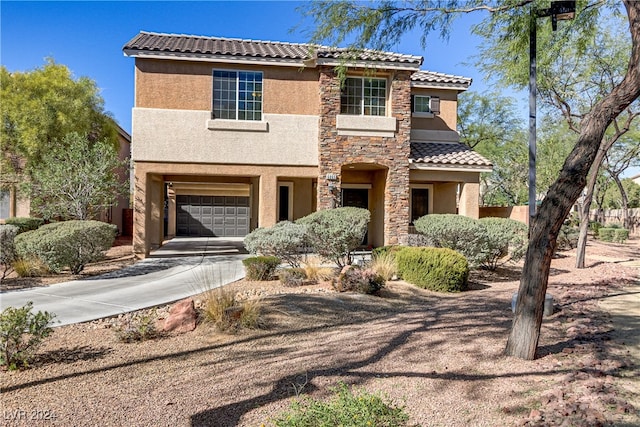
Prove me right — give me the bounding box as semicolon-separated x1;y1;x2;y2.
213;70;263;121
411;95;440;115
340;77;387;116
412;95;431;113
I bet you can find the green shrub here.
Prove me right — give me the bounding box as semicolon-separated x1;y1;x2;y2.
395;247;469;292
0;302;55;370
478;217;528;271
0;224;19;279
333;265;385;294
413;214;488;267
557;224;580;250
598;227;616;242
244;221;307;268
242;256;280;281
279;268;310;287
272;382;410;427
296;207;370;268
589;221;603;234
614;228;629;243
4;217;44;234
14;220;116;274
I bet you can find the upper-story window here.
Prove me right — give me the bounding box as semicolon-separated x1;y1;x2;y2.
213;70;263;121
411;94;440;115
412;95;431;113
340;77;387;116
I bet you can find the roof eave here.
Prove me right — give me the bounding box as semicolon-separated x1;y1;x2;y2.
409;162;493;173
411;81;472;91
123;49;310;67
313;58;422;72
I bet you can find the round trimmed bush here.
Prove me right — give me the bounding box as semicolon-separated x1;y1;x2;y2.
14;220;117;274
4;217;44;234
296;207;370;268
395;247;469;292
478;217;528;270
242;256;280;281
413;214;488;267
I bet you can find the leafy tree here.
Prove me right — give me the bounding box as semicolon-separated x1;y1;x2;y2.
301;0;640;359
29;132;127;221
1;59;117;187
499;14;640;269
602;136;640;226
458;92;528;205
602;177;640;209
535;119;577;196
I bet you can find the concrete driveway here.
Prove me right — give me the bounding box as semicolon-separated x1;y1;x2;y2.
0;237;249;326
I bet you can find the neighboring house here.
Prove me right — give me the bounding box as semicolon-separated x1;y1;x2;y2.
632;173;640;186
0;125;132;235
123;31;492;258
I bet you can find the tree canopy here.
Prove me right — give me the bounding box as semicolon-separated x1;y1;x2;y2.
29;132;127;221
1;59;117;185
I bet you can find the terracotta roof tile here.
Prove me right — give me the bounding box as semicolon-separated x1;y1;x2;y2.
123;31;423;66
410;142;492;168
411;70;472;89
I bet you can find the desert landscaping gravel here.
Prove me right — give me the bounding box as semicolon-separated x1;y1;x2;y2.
1;238;638;426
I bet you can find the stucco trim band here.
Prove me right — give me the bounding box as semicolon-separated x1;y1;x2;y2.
336;114;397;137
207;119;269;132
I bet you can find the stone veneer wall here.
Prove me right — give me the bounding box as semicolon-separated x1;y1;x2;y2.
317;67;411;245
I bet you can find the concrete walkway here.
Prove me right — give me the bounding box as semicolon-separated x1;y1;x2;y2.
0;237;249;327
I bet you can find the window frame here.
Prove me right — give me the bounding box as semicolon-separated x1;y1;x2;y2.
412;95;431;113
277;182;294;222
212;69;263;121
340;77;388;117
410;184;433;225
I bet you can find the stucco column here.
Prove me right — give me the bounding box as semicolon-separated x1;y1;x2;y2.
458;182;480;219
167;186;176;238
132;168;148;258
149;176;164;249
258;173;278;228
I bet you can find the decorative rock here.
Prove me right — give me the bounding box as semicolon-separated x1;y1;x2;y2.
162;298;197;333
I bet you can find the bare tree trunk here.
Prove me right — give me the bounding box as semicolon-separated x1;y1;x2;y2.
505;0;640;360
612;174;630;229
575;150;607;269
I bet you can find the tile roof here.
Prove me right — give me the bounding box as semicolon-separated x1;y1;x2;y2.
410;142;492;169
411;70;472;89
123;31;423;68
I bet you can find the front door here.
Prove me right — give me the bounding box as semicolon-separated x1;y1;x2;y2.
342;188;369;245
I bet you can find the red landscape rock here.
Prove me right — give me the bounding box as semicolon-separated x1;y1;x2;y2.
162;298;197;333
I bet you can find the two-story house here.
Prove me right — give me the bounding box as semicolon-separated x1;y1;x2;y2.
123;31;492;258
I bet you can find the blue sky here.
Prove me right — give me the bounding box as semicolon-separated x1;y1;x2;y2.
2;1;637;178
1;0;500;134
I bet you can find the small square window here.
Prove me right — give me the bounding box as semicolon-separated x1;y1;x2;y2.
413;95;431;113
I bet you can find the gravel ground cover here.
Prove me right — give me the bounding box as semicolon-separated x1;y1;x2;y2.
1;238;638;427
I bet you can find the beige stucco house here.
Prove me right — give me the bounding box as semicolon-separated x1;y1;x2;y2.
123;31;492;258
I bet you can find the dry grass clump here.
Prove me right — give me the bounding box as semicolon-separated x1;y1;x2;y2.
13;257;50;277
369;252;397;281
200;287;265;333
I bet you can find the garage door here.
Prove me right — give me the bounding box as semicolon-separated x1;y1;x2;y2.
176;195;249;237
